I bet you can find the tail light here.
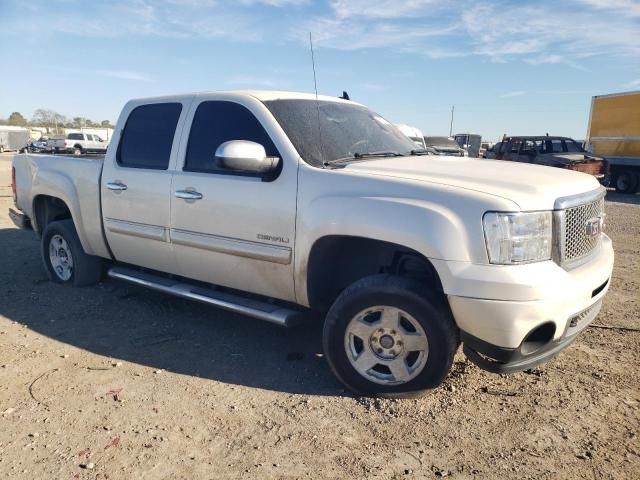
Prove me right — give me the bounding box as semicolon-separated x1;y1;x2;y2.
11;166;17;201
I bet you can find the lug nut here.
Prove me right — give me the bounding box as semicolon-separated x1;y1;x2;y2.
397;341;403;347
377;348;383;353
391;330;397;335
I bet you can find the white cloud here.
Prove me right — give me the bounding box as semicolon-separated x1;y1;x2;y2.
576;0;640;16
4;0;640;67
330;0;444;19
224;74;290;89
99;70;152;82
292;0;640;68
625;79;640;88
500;91;527;98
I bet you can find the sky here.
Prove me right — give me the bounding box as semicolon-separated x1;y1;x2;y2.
0;0;639;141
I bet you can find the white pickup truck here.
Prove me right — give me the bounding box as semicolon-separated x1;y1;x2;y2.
10;91;614;396
49;132;108;155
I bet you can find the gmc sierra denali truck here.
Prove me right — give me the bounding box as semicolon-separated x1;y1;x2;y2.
10;91;614;397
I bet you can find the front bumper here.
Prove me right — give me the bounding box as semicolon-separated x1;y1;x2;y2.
441;235;613;372
461;299;602;373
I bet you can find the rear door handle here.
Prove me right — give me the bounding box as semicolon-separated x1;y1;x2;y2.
175;190;203;200
106;182;127;191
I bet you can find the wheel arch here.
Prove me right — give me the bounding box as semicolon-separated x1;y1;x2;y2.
303;235;444;311
32;194;73;236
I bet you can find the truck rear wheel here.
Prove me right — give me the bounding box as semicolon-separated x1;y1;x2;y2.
41;219;103;287
323;274;458;397
73;145;83;156
614;170;639;194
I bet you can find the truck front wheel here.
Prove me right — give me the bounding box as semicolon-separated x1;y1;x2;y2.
323;274;458;397
41;219;103;287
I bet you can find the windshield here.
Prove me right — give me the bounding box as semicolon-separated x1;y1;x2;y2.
565;139;584;152
424;136;459;148
263;99;416;166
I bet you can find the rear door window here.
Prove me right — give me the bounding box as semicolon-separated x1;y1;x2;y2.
117;103;182;170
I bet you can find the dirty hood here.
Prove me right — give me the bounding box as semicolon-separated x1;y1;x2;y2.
344;156;601;210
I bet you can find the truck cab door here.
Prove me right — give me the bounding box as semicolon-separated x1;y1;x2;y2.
101;99;192;274
169;96;298;302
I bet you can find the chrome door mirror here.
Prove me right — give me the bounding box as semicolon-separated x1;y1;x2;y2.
214;140;280;174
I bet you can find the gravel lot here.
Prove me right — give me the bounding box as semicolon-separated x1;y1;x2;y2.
0;152;638;479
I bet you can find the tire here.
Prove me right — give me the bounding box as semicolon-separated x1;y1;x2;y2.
73;145;82;156
41;219;103;287
0;145;4;153
614;170;639;194
323;274;458;397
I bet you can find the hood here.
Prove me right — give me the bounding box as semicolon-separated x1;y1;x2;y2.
343;156;601;210
431;145;462;152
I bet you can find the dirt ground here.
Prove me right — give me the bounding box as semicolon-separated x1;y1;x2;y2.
0;152;638;479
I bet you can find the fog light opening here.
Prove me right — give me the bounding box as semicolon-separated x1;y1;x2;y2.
521;323;556;356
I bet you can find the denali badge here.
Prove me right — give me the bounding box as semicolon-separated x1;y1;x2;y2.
257;233;290;244
585;217;601;238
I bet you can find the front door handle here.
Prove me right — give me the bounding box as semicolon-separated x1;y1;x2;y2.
106;181;127;191
175;190;203;200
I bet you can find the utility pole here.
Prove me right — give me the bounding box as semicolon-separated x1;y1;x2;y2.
449;105;455;137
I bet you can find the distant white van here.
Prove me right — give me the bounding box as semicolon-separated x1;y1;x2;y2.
396;124;427;150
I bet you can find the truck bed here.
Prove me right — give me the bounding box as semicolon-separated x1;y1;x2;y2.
12;153;111;258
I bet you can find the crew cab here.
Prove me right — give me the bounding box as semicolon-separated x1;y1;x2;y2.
49;132;108;155
10;91;614;396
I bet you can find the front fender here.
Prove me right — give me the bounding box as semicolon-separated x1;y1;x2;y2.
295;195;477;306
293;164;520;307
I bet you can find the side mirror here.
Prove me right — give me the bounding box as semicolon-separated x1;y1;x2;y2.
215;140;280;174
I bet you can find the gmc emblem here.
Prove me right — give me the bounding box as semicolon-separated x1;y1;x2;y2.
585;217;601;238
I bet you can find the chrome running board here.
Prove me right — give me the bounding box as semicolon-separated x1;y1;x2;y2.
107;266;306;327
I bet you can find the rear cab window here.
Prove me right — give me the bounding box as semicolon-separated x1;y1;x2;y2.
117;103;182;170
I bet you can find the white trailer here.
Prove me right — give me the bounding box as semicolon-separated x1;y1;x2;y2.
0;126;30;153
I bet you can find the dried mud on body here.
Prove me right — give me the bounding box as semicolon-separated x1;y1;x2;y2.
0;153;638;479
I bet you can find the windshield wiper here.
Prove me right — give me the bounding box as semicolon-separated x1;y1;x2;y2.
325;151;406;166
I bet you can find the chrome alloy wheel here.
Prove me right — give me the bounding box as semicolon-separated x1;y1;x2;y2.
344;306;429;385
49;234;74;281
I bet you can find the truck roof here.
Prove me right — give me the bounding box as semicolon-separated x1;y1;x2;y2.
504;136;576;141
128;90;360;105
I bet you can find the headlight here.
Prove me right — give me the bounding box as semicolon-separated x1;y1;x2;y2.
483;211;552;264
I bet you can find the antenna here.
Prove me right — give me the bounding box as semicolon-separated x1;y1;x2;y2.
309;32;325;165
449;105;455;136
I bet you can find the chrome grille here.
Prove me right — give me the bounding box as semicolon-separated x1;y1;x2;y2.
554;189;606;269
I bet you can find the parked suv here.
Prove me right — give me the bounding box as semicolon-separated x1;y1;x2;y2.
495;136;608;182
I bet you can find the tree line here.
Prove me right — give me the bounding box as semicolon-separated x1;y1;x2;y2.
0;109;113;132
